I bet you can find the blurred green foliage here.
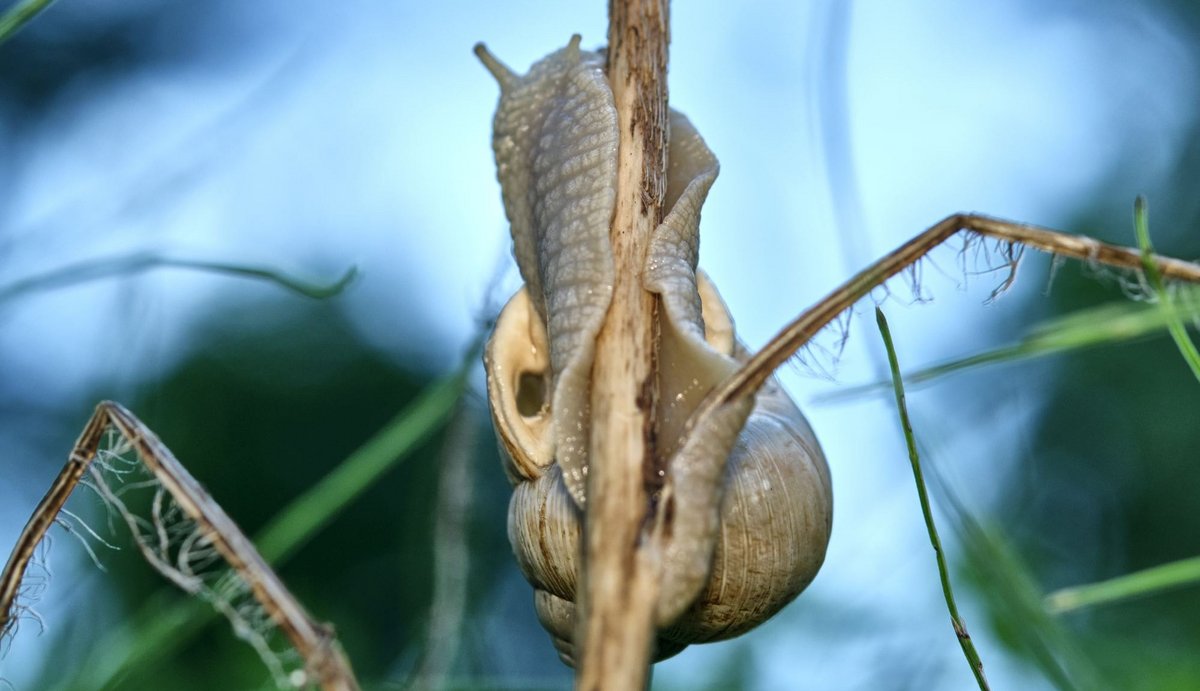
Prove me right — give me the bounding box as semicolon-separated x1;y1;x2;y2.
4;1;1200;690
21;298;542;689
1003;268;1200;690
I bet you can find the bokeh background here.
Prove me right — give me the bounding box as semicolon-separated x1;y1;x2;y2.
2;1;1200;689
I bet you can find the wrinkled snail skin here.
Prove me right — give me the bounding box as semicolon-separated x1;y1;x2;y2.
476;35;617;508
479;37;834;664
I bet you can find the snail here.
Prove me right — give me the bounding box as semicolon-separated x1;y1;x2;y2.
476;36;833;663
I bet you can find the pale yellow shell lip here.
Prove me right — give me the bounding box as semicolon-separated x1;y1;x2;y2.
696;270;734;357
485;287;554;484
485;273;734;489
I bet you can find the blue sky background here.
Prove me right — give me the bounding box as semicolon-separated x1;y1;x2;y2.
2;1;1198;688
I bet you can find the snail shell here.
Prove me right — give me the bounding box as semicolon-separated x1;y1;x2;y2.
478;36;833;663
488;277;833;661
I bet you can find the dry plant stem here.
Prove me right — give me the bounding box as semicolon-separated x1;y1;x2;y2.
0;402;360;691
716;213;1200;406
577;1;669;689
0;410;107;639
877;307;989;690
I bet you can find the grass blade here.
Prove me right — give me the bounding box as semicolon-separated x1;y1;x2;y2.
876;306;989;690
0;252;358;304
254;354;471;564
49;342;478;690
822;292;1200;402
1133;195;1200;383
0;0;53;45
958;520;1092;690
1045;555;1200;614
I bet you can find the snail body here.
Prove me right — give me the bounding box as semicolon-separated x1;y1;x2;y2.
478;36;833;663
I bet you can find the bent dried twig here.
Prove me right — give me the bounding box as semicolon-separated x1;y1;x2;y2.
0;401;359;691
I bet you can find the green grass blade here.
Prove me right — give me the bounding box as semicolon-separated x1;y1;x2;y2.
52;344;478;691
87;594;209;691
0;0;54;45
0;252;358;304
875;307;990;690
914;434;1100;690
164;257;358;300
254;359;470;564
1045;555;1200;614
1133;195;1200;382
822;290;1200;402
960;522;1090;691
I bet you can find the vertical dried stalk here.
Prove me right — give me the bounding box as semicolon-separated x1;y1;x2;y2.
576;1;670;689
